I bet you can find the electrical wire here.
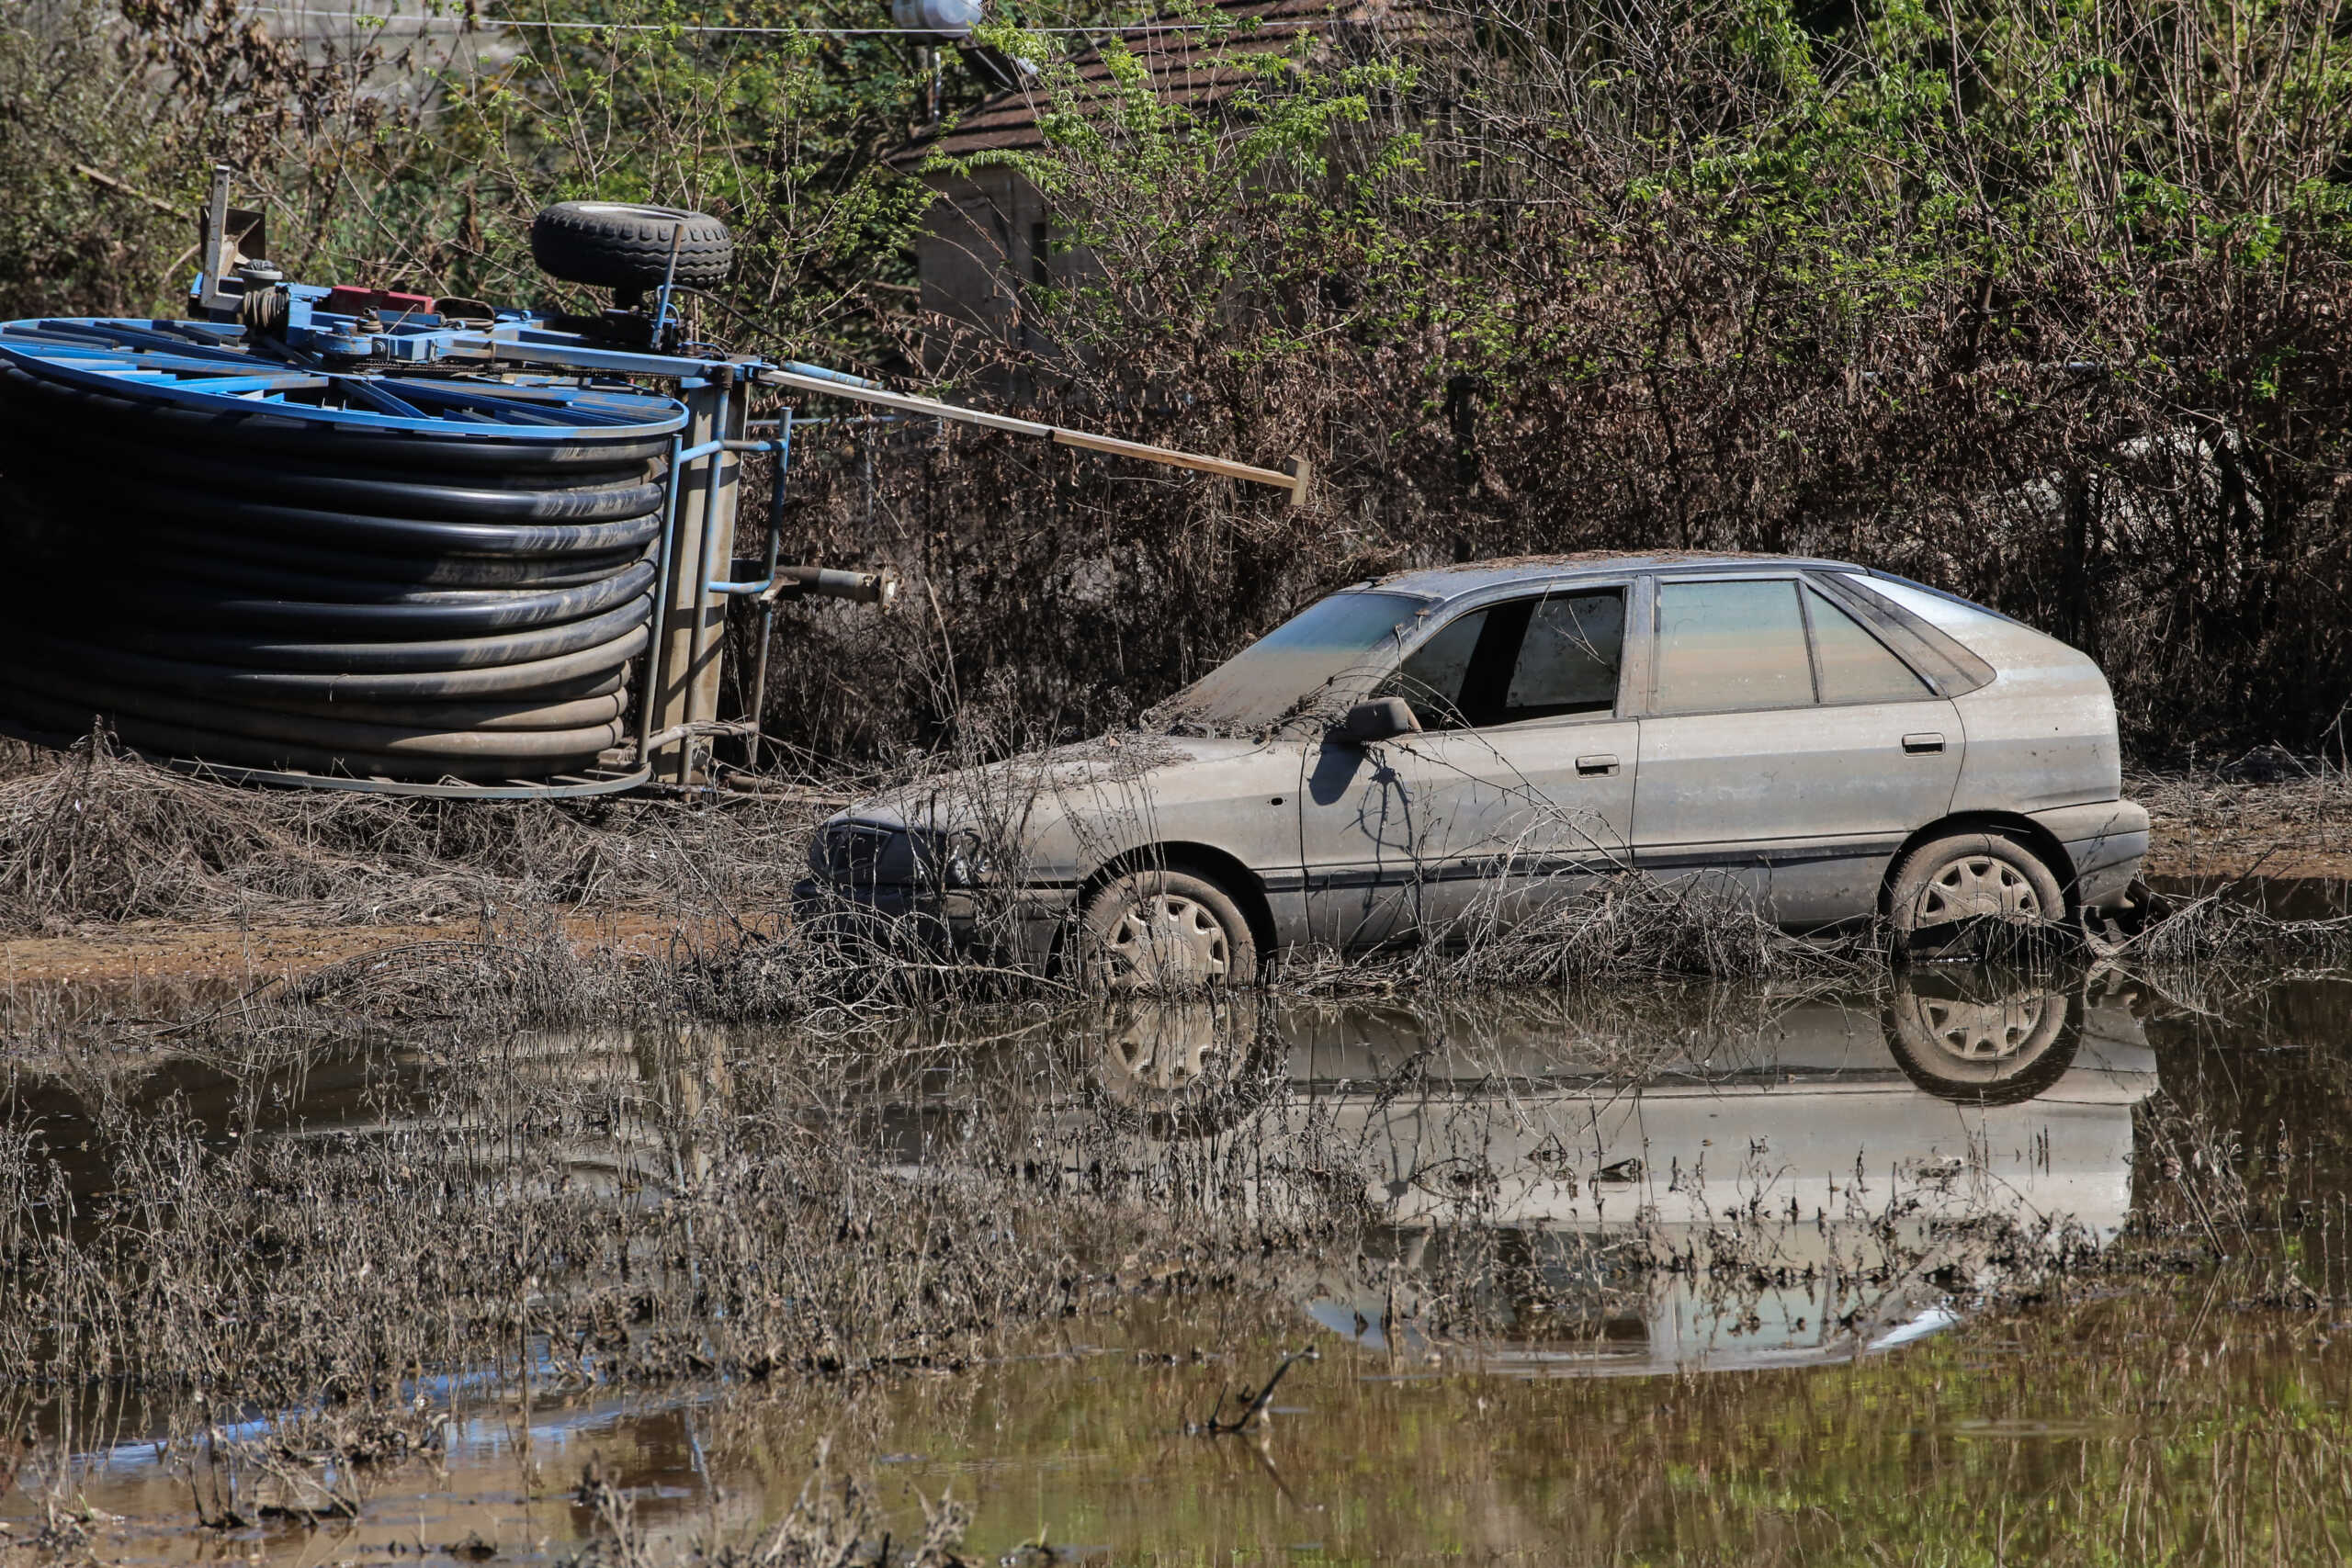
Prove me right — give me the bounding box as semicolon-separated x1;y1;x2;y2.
244;6;1218;35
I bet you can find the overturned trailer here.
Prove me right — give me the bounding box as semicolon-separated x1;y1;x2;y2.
0;170;1306;797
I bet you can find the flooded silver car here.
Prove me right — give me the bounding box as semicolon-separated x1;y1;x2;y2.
803;555;2150;983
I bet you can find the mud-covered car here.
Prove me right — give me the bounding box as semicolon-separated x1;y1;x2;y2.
798;554;2151;985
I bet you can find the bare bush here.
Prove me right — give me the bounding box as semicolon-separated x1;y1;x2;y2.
0;733;827;933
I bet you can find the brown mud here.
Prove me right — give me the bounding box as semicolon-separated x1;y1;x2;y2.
0;913;749;987
2135;768;2352;881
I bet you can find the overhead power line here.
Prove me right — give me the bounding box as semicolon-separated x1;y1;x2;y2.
243;6;1218;35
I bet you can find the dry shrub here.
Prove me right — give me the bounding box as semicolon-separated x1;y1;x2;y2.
1267;870;1871;997
568;1436;970;1568
2100;893;2352;970
0;733;830;932
753;0;2352;766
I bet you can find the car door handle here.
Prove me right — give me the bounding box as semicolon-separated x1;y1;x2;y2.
1577;753;1621;775
1903;732;1947;755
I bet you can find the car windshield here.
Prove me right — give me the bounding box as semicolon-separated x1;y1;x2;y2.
1161;591;1428;732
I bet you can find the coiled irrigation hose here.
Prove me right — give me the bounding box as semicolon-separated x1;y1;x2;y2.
0;319;689;783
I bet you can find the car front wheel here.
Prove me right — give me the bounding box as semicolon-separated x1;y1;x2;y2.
1887;830;2065;954
1080;869;1260;992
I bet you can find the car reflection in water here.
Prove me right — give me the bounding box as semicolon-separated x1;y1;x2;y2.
1083;966;2155;1377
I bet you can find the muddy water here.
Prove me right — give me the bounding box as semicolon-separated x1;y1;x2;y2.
6;961;2352;1565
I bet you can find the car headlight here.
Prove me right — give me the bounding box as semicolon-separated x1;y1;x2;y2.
810;820;905;884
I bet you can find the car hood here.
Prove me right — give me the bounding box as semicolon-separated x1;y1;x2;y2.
824;732;1289;840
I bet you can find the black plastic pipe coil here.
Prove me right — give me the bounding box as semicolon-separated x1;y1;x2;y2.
0;342;683;783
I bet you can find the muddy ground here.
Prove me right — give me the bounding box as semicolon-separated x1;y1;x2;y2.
0;761;2339;987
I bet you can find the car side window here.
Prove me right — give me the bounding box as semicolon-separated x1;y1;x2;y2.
1654;580;1814;716
1374;589;1624;730
1372;608;1487;730
1806;587;1931;704
1502;592;1623;721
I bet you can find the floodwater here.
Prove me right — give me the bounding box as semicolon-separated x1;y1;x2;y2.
6;954;2352;1565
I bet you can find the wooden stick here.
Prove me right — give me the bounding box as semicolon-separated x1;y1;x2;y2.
751;366;1310;505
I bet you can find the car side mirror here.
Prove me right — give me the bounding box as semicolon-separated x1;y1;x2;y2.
1334;696;1422;746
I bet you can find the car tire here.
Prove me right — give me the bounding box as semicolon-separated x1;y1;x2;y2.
1090;998;1278;1139
1080;868;1260;992
1882;968;2081;1105
1887;829;2065;956
529;202;734;294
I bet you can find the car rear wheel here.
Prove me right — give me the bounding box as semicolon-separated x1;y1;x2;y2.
1883;969;2081;1105
1080;869;1259;992
1888;830;2065;955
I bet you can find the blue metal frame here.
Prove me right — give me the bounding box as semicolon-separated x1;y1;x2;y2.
0;279;808;797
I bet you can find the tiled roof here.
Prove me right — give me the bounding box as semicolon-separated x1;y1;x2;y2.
891;0;1404;168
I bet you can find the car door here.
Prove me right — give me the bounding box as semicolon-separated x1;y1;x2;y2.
1631;573;1964;926
1299;581;1643;948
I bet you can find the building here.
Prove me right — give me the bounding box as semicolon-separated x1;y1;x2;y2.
888;0;1408;372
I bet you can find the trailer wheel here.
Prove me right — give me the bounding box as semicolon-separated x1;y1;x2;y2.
530;202;734;295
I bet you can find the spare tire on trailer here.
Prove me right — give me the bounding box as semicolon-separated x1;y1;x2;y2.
530;202;734;294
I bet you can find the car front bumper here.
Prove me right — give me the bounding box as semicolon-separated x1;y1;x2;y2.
791;878;1078;966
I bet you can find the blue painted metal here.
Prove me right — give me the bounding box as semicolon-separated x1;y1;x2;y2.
709;415;793;596
0;318;689;438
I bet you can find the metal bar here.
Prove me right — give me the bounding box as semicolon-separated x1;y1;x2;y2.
705;424;791;593
390;328;1309;502
775;360;887;390
743;411;792;772
689;371;735;661
755;566;893;604
635;431;686;764
663;370;743;784
197;165;232;317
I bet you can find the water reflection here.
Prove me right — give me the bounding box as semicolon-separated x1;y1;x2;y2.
1069;967;2156;1375
18;957;2352;1567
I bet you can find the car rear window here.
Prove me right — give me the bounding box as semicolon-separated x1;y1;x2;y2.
1806;587;1931;704
1842;574;2011;638
1654;581;1814;715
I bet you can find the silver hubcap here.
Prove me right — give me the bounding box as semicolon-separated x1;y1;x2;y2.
1903;852;2044;930
1096;894;1230;990
1105;1007;1230;1093
1908;993;2052;1062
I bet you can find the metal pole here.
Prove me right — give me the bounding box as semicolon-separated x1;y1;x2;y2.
653;377;722;784
636;430;686;766
744;410;792;773
671;367;741;784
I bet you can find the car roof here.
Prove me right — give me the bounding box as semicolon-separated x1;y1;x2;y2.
1357;551;1854;602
